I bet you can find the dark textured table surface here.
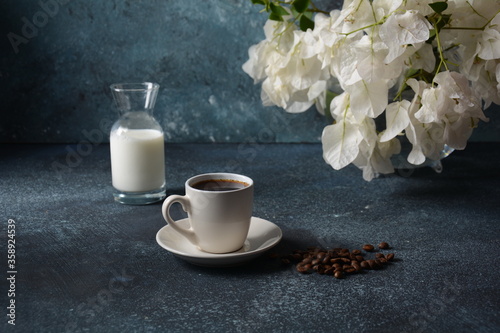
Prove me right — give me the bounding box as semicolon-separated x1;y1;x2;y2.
1;143;499;332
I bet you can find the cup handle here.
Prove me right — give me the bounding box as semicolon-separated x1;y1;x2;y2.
161;195;198;246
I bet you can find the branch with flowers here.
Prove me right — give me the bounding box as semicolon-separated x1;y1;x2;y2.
243;0;500;180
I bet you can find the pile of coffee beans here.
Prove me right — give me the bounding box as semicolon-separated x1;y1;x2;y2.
280;242;395;279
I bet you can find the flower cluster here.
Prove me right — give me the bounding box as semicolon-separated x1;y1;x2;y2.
243;0;500;180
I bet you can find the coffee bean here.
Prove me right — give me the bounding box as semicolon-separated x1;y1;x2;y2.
351;261;361;272
363;244;375;252
296;264;308;273
343;264;353;271
329;252;339;259
285;242;396;279
301;257;312;265
340;251;350;258
345;265;356;273
316;252;326;259
315;265;326;274
378;242;390;249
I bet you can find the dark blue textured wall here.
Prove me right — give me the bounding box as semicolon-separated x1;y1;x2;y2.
1;0;498;143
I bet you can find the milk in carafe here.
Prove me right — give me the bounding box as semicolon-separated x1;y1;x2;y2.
110;128;165;192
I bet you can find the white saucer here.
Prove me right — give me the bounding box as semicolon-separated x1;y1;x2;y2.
156;217;282;267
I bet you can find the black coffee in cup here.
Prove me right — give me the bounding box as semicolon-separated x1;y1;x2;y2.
192;179;249;192
163;172;253;253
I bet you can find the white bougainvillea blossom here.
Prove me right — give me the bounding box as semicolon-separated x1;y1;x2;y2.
243;0;500;180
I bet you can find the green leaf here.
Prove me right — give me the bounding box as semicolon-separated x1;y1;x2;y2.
299;14;314;31
406;68;420;78
426;28;436;43
292;0;310;14
428;2;448;14
269;12;284;21
270;2;288;16
324;90;337;124
441;14;451;25
251;0;266;5
435;14;451;31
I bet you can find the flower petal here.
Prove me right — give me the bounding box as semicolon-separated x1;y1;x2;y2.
346;80;388;121
322;120;362;170
380;100;411;142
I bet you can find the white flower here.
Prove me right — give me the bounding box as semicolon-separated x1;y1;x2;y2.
242;20;293;83
405;78;445;164
352;132;400;181
402;0;438;16
415;86;448;123
243;19;330;113
242;42;271;83
380;100;411;143
339;0;376;33
284;31;326;91
379;10;433;63
414;71;488;149
322;92;363;169
372;0;403;21
345;79;389;121
478;13;500;60
313;10;344;71
406;43;435;73
353;34;395;83
245;0;500;180
313;11;342;47
329;35;363;87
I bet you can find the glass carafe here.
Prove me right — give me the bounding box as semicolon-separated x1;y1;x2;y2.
109;82;166;205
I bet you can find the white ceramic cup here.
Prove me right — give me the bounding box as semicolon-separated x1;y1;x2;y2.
161;173;254;253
